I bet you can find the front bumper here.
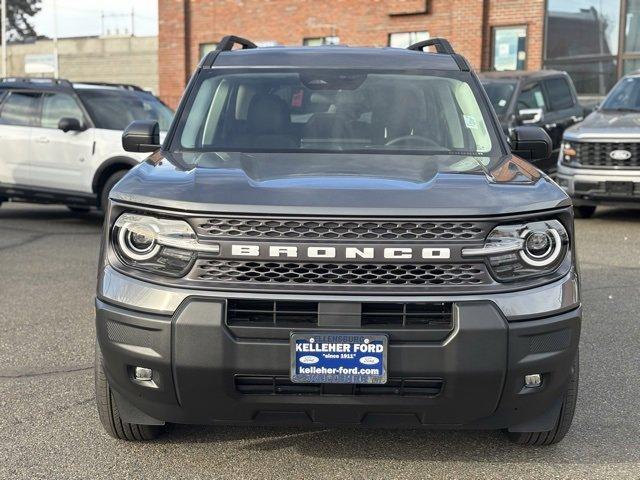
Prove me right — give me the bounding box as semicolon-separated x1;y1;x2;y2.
557;163;640;206
96;267;581;430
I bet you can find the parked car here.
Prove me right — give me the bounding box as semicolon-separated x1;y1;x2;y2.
556;72;640;218
480;71;583;173
0;78;173;212
95;36;581;446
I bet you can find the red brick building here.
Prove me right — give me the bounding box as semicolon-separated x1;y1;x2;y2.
159;0;639;107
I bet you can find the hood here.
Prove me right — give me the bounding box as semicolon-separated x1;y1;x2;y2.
565;110;640;140
111;151;570;216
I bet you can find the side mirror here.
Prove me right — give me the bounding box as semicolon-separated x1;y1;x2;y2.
58;117;83;132
509;126;552;162
122;120;160;153
517;107;543;124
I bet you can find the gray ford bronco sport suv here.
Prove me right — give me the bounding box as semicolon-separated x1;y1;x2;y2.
95;36;581;445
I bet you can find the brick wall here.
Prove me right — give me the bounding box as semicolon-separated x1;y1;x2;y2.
6;36;159;93
159;0;546;107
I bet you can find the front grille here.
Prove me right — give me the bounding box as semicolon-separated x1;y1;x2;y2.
234;375;444;397
226;300;454;330
227;300;319;327
192;217;485;241
571;141;640;169
361;302;452;327
192;260;490;289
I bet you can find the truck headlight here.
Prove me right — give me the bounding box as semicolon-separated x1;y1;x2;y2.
561;141;577;165
112;213;219;277
462;220;569;282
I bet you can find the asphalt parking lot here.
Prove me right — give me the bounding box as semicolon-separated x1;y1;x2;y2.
1;203;639;479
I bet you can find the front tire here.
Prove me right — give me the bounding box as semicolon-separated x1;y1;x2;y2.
506;350;579;446
95;343;163;441
574;205;596;218
99;170;128;212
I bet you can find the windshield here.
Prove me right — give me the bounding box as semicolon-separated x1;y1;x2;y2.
601;77;640;112
174;69;499;156
481;80;516;116
78;90;174;131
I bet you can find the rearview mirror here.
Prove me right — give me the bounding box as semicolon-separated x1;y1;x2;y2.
509;126;552;162
58;117;83;132
122;120;160;153
517;107;543;124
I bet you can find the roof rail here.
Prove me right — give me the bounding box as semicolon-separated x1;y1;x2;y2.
200;35;257;68
217;35;257;52
407;38;455;54
406;38;470;71
75;81;145;92
0;77;73;87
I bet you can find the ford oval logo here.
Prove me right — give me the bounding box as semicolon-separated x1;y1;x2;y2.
299;355;319;365
359;356;380;366
610;149;632;161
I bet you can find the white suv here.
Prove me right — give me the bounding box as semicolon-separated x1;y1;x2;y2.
0;78;173;212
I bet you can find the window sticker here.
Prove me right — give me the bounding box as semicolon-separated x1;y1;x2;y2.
464;114;479;129
534;91;544;106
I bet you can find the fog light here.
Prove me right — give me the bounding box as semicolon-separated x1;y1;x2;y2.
524;374;542;388
134;367;153;381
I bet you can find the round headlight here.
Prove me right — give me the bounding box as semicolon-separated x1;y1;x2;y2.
524;231;552;258
117;222;161;261
519;228;562;267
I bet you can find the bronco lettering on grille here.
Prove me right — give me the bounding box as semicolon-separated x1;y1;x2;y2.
230;244;451;260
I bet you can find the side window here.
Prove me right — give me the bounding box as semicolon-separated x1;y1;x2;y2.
544;77;575;111
41;93;84;129
0;91;40;126
516;83;546;111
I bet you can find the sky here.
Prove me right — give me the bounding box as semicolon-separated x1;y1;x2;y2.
31;0;158;38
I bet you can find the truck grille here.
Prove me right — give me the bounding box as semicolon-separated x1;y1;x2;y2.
192;217;485;241
571;141;640;169
191;259;489;289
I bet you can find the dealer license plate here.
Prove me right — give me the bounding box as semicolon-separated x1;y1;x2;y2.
290;332;387;384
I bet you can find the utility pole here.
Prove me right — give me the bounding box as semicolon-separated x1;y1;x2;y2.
130;6;134;37
1;0;7;78
52;0;59;78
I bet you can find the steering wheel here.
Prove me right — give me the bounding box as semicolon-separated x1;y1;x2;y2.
385;135;441;148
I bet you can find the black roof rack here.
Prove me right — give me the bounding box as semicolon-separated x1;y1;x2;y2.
407;38;455;54
74;81;145;92
217;35;257;51
0;77;73;87
406;38;470;72
201;35;257;68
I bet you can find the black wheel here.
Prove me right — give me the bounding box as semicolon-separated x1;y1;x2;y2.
95;342;163;441
506;350;579;446
573;205;596;219
99;170;128;212
67;206;91;214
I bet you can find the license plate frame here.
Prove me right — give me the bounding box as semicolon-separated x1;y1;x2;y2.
290;332;388;384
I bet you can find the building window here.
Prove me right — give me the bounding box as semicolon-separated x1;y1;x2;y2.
544;0;621;96
388;31;429;48
303;36;340;46
491;26;526;71
199;42;218;59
